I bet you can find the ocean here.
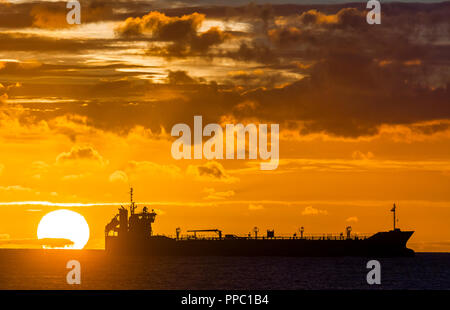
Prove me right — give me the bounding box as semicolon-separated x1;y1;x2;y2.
0;249;449;290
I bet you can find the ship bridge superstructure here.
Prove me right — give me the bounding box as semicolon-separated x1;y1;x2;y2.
105;188;157;238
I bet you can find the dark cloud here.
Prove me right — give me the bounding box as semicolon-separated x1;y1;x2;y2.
217;4;449;137
0;33;120;52
6;76;238;137
166;70;199;85
0;0;134;29
0;61;158;81
191;27;229;53
226;41;277;64
197;162;227;179
188;161;237;182
116;11;230;57
56;145;106;164
239;57;449;137
225;69;295;88
30;2;114;29
0;238;74;248
1;2;449;139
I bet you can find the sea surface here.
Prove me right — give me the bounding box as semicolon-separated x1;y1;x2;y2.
0;249;449;290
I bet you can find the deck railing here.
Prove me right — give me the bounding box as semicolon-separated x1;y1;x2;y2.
159;233;372;241
106;232;372;240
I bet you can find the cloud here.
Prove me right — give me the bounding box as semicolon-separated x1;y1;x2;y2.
226;70;295;89
109;170;129;183
116;11;230;57
0;185;32;192
229;4;450;137
0;3;448;141
270;157;450;174
166;70;198;85
301;206;328;216
346;216;358;222
30;5;71;29
0;93;7;104
248;204;264;210
61;173;90;181
56;145;108;166
0;33;116;52
115;11;204;38
187;161;239;183
0;238;74;248
226;41;277;64
30;2;114;29
32;161;49;172
38;238;75;248
116;11;203;38
203;187;235;200
191;26;229;52
352;151;374;160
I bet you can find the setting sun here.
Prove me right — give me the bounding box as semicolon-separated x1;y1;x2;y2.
37;210;90;249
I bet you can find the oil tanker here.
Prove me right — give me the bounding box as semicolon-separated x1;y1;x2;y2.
105;189;415;257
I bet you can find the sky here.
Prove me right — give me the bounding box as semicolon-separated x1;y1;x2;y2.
0;0;449;251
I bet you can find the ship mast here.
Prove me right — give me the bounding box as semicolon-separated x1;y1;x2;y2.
130;187;136;215
391;203;396;230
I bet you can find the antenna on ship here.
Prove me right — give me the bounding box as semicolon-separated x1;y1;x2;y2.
130;186;136;215
391;203;397;231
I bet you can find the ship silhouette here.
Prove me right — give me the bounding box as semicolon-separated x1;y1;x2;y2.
105;188;414;257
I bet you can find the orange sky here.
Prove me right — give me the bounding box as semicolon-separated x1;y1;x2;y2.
0;0;449;251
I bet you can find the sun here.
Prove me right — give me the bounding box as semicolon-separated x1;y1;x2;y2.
37;210;90;249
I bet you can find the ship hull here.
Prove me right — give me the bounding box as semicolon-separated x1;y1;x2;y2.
105;230;415;257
